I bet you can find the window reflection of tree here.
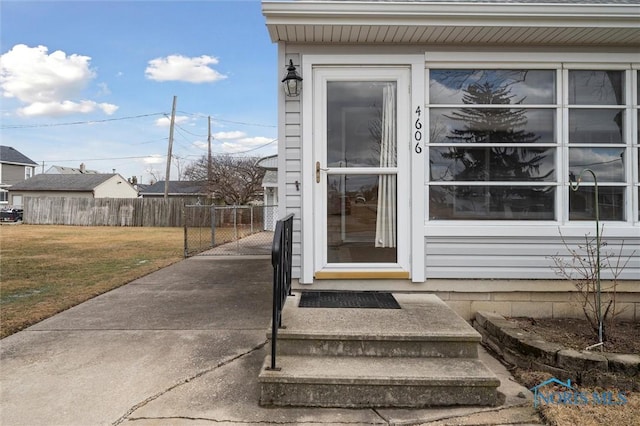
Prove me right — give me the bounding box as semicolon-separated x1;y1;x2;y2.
441;81;551;216
367;106;383;166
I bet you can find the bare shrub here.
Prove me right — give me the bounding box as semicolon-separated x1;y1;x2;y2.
549;229;634;345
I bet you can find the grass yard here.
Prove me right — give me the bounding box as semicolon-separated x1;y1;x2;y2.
514;369;640;425
0;225;184;338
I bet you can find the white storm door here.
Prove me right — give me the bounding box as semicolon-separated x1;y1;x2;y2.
313;67;411;277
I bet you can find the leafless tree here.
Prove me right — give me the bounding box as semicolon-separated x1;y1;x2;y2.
183;155;265;205
145;166;164;185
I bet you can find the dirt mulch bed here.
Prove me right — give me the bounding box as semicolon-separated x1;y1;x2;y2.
508;317;640;354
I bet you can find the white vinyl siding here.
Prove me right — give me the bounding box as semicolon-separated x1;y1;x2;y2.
425;232;639;280
280;53;303;277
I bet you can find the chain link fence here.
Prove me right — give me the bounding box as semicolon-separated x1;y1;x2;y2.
184;204;277;257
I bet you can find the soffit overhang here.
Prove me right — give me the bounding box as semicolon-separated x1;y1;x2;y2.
262;1;640;46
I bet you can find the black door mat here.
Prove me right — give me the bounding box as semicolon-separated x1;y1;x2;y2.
298;291;401;309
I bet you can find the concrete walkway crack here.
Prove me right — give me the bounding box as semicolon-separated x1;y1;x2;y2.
387;404;540;426
112;340;268;426
372;408;391;424
126;418;384;425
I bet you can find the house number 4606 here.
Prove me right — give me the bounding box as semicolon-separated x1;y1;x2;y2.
414;106;423;154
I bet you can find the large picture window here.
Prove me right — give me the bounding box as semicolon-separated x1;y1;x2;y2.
427;67;636;223
428;70;557;220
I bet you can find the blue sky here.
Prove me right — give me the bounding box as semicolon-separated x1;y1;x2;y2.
1;0;279;183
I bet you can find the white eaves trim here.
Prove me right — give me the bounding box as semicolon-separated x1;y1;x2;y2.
262;1;639;23
262;1;640;45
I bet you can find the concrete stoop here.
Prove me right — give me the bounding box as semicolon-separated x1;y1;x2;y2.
258;293;501;408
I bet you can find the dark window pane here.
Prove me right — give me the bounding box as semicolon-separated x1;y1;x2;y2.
430;147;555;182
569;186;625;221
430;70;555;104
326;174;396;263
569;148;625;183
429;185;555;220
327;81;395;167
430;108;555;144
569;70;624;105
569;109;624;144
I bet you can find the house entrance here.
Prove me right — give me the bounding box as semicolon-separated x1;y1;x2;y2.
313;67;411;279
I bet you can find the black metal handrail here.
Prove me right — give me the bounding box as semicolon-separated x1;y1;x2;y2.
268;213;294;370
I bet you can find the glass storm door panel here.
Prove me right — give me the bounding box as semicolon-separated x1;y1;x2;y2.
325;81;398;264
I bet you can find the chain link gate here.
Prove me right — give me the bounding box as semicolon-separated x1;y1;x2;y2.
184;204;277;257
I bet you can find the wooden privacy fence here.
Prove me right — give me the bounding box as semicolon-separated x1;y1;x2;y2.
23;197;188;227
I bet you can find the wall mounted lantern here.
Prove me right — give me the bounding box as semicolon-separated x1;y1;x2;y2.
282;59;302;97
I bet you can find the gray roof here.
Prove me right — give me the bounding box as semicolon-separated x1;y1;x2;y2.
323;0;640;3
45;165;99;174
139;181;209;195
9;174;117;192
0;146;37;166
256;155;278;171
262;170;278;186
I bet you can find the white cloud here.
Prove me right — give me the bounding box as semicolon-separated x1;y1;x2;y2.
145;54;227;83
154;115;190;127
213;130;246;140
18;100;118;117
143;155;165;165
193;141;208;150
0;44;118;117
220;136;274;153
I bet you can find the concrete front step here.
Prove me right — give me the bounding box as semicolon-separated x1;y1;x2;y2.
259;355;501;408
260;293;501;407
273;293;481;358
275;334;479;358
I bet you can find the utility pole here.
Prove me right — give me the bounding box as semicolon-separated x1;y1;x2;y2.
208;116;212;183
164;95;177;198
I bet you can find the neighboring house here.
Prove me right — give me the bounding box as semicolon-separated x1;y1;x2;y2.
0;146;37;205
138;181;211;203
262;0;640;319
45;163;98;174
8;174;138;207
256;155;278;231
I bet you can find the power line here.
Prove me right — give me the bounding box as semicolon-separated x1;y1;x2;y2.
1;113;166;129
39;155;165;163
36;141;277;165
222;138;277;154
177;110;276;128
131;137;168;146
175;123;208;138
2;111;276;130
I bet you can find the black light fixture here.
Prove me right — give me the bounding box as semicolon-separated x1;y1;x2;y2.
281;59;302;97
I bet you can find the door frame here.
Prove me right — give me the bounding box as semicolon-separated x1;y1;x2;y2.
300;54;426;283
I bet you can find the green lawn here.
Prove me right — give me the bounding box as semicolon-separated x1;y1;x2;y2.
0;225;185;338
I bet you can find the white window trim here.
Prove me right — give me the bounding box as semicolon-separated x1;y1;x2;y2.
424;51;640;237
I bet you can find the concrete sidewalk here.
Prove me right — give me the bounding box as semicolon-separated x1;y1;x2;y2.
0;256;542;425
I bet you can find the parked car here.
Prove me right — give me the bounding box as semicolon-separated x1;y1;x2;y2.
0;208;23;222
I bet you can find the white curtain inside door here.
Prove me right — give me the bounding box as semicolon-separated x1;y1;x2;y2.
375;83;396;248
